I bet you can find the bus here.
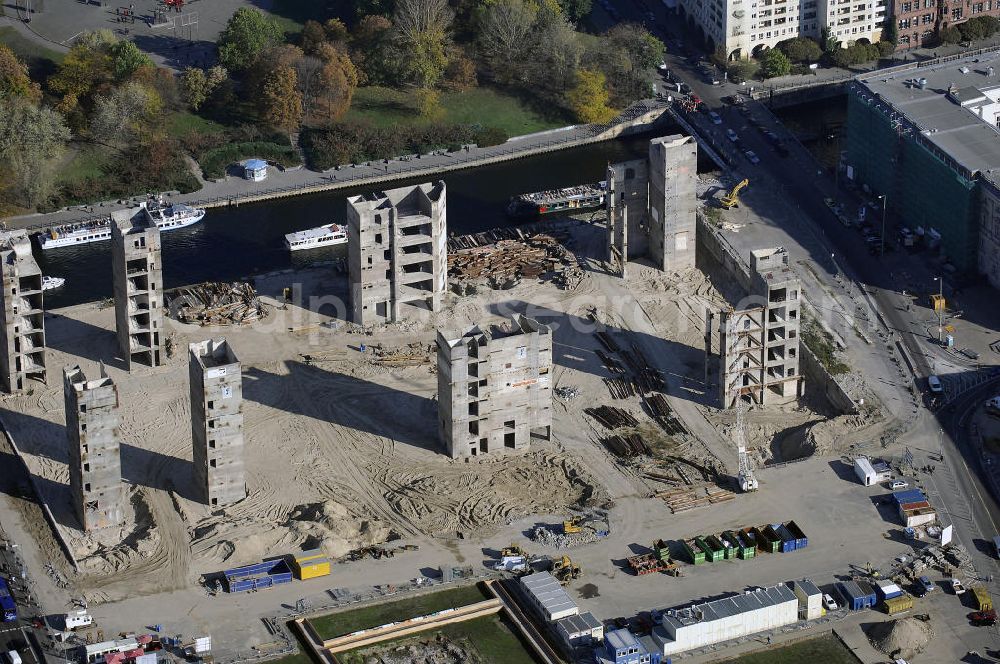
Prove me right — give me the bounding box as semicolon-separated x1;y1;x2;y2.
0;577;17;622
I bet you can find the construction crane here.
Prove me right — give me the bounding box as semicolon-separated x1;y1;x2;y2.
720;179;749;209
735;401;758;492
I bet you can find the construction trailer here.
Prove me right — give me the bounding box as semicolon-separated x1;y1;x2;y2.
223;559;293;593
596;628;662;664
791;579;823;620
853;457;878;486
290;550;331;580
655;584;798;656
556;611;604;650
837;580;877;610
520;571;579;622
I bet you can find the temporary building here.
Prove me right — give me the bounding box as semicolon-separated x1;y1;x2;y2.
791;579;823;620
875;580;904;600
836;580;877;610
898;501;937;527
854;457;877;485
291;549;331;580
520;571;579;622
655;584;798;656
243;159;268;182
556;611;604;649
595;629;661;664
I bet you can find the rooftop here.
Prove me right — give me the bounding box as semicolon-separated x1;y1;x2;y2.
520;571;578;616
855;55;1000;178
662;584;796;631
604;628;643;651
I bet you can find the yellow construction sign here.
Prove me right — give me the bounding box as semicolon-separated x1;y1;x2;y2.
930;294;946;313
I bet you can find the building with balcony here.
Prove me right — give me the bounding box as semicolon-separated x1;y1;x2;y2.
111;207;164;369
0;230;46;393
64;364;124;531
437;314;552;458
346;182;447;326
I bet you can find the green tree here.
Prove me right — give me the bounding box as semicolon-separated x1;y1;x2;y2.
109;40;153;80
759;48;791;78
217;7;284;72
566;68;615;123
820;25;839;53
181;66;208;109
0;98;70;207
597;23;664;103
876;40;895;57
524;4;581;106
392;0;453;88
726;58;759;83
557;0;592;23
883;21;899;45
939;25;962;44
778;37;822;63
260;66;303;133
0;45;41;103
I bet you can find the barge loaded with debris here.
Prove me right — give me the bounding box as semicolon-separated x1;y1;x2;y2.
506;181;607;218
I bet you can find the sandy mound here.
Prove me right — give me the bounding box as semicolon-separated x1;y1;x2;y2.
867;617;933;660
191;499;395;564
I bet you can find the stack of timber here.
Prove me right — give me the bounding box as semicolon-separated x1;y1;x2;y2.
604;433;652;457
369;342;434;367
646;394;688;435
656;485;738;514
167;281;268;326
585;406;640;429
604;377;637;399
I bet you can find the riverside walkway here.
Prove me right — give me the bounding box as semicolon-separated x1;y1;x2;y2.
2;99;670;234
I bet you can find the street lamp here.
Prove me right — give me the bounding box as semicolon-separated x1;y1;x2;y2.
934;276;943;344
878;194;887;257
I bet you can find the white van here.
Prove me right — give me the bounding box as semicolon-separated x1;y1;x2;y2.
6;650;22;664
928;375;943;394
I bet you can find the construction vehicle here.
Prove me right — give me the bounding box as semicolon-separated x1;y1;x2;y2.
720;178;749;209
500;544;528;558
552;556;582;584
734;401;758;492
563;516;582;535
865;561;881;579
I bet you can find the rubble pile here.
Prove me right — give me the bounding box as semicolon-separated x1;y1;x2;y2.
167;282;269;326
448;233;578;288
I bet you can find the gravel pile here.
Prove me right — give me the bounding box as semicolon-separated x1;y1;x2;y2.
867;617;933;660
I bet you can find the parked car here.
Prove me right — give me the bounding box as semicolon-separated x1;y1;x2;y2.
928;375;943;393
822;594;838;610
726;128;739;142
951;578;966;594
919;576;934;594
890;480;909;490
744;150;760;164
708;111;722;125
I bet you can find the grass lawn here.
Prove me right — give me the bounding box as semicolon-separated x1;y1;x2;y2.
344;86;567;137
714;633;862;664
262;652;313;664
56;143;111;185
266;0;318;36
309;584;490;640
337;614;540;664
0;26;64;76
167;111;226;138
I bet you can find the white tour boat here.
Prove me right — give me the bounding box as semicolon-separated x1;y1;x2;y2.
40;200;206;251
41;276;65;291
284;224;348;251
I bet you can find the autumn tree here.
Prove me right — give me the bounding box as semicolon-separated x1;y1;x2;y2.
566;68;614;123
48;35;114;114
310;44;359;123
218;7;284;72
0;97;70;206
0;45;41;103
351;14;394;84
477;0;536;84
392;0;453;88
443;45;477;90
91;81;162;147
260;66;303;133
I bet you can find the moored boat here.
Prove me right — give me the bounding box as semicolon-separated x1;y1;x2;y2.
285;224;348;251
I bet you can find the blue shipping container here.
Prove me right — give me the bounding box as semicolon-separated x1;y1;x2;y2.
773;524;797;552
223;559;293;593
784;521;808;549
891;489;926;506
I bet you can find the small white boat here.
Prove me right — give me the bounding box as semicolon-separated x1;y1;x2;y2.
285;224;348;251
41;276;65;291
143;201;206;230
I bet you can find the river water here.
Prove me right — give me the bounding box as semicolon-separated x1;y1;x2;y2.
39;132;669;309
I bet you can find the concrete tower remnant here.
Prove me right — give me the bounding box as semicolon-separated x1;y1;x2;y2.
607;135;698;277
190;338;246;507
0;229;46;393
346;181;447;326
111;207;164;369
64;364;124;531
437;314;553;459
715;247;804;408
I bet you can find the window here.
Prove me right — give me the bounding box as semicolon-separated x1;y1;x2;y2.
902;2;911;10
922;13;932;22
952;6;962;18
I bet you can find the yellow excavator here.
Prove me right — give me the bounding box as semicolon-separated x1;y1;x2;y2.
563;516;582;535
552;556;582;584
720;178;749;209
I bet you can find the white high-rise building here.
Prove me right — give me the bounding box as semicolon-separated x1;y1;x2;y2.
678;0;885;60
